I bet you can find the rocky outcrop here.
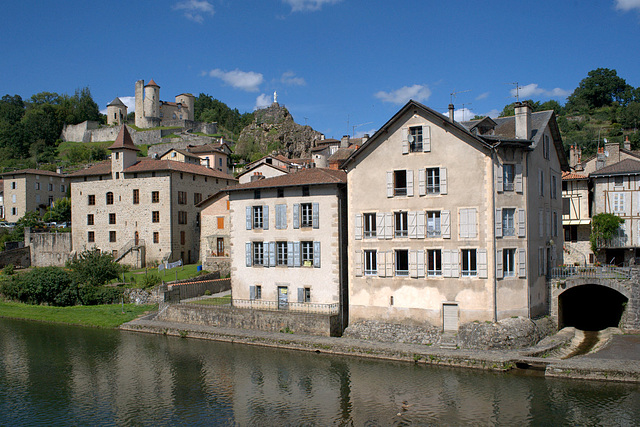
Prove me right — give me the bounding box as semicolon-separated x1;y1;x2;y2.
236;103;322;159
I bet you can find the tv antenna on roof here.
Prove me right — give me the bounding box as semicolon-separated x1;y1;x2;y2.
461;103;472;121
352;122;372;137
506;82;522;102
450;89;471;104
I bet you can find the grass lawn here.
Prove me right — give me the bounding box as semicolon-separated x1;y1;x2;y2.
0;300;157;328
113;263;208;286
186;295;231;306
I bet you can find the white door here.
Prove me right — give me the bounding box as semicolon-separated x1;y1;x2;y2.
443;303;459;331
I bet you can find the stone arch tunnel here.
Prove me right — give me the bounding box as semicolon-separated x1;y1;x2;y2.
558;284;628;330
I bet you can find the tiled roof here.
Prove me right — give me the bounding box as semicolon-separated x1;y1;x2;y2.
590;159;640;176
145;79;160;88
108;126;139;151
107;97;126;107
160;148;200;159
69;159;237;181
0;168;64;178
227;168;346;191
562;171;588;180
329;146;357;162
68;161;112;177
187;144;224;155
237;162;289;179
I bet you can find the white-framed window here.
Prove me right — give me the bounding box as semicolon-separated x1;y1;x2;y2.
301;241;314;266
301;203;313;227
426;168;440;194
253;242;264;266
427;249;442;276
613;192;625;214
276;241;288;265
363;213;376;238
364;250;377;275
503;164;515;191
426;211;441;237
253;206;263;229
394;170;407;196
395;250;409;276
394;211;408;237
409;126;423;152
503;249;516;277
502;208;516;236
461;249;477;277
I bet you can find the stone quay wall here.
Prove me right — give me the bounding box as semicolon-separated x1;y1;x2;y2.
24;229;72;267
0;247;30;269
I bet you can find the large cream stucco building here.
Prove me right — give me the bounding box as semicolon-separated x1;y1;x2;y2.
342;100;568;330
0;169;68;222
70;126;236;266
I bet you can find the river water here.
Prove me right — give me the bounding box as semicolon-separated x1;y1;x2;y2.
0;318;638;426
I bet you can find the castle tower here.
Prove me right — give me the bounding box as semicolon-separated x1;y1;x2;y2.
108;126;140;179
135;80;145;127
175;93;195;121
144;79;160;120
106;97;128;126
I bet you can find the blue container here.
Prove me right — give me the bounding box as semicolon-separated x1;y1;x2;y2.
197;265;202;272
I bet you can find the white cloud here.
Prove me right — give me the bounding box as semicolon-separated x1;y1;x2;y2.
511;83;570;99
283;0;342;12
100;96;136;115
173;0;214;23
255;94;272;110
476;92;489;101
354;128;377;138
280;71;306;86
486;109;500;119
205;68;264;92
615;0;640;11
374;84;432;105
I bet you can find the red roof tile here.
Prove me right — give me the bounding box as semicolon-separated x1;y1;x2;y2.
69;159;237;181
145;79;160;88
562;171;588;180
227;168;346;191
0;168;64;178
108;126;139;151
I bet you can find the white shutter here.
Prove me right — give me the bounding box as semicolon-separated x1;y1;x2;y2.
249;285;256;300
313;241;321;268
355;250;362;277
287;242;294;267
518;248;526;278
386;171;394;198
378;251;386;277
518;209;526;237
385;213;393;239
460;209;468;238
496;249;503;279
293;204;300;229
269;241;276;267
355;214;363;240
293;242;301;267
418;169;426;196
450;250;459;278
263;205;269;230
409;250;418;278
417;212;425;239
443;250;452;277
515;163;523;193
408;212;417;238
401;127;409;154
423;125;431;152
276;204;286;229
495;208;503;238
386;251;394;275
468;208;477;238
496;163;504;193
377;212;385;240
246;206;252;230
442;210;451;239
440;167;448;194
477;249;488;278
417;250;425;277
245;242;252;267
312;202;320;229
407;170;414;197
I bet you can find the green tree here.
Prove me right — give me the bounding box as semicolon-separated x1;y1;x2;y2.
567;68;633;111
43;197;71;223
590;213;625;253
498;99;540;117
66;249;123;289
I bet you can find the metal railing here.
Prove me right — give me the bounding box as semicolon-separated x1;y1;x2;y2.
114;239;145;262
550;265;632;280
232;299;339;314
597;236;629;248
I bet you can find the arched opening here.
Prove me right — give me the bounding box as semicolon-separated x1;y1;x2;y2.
558;284;628;331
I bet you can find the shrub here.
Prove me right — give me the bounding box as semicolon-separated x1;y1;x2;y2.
0;267;75;306
3;264;14;276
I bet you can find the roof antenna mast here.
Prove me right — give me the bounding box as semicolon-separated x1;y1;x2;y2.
507;82;522;102
450;89;471;105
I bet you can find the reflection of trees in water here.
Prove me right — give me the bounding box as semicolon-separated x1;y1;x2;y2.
329;360;352;425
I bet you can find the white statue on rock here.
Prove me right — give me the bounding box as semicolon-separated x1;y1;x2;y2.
274;91;277;104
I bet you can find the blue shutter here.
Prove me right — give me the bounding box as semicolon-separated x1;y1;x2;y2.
249;285;256;300
275;204;285;229
293;242;301;267
312;202;319;229
293;204;300;229
269;241;276;267
298;288;304;303
313;241;321;267
245;242;252;267
287;241;294;267
263;205;269;230
246;206;252;230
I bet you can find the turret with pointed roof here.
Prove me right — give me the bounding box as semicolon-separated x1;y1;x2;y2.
109;126;139;178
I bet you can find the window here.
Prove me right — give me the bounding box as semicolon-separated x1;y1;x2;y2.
88;195;95;205
109;231;116;242
277;188;284;198
503;164;515;191
301;241;314;266
48;183;53;191
564;225;578;242
543;135;550;160
427;249;442;276
553;211;558;237
551;175;557;199
217;217;224;229
35;182;40;190
178;191;187;205
11;182;16;190
539;170;544;197
363;213;376;238
426;211;441;237
502;209;515;236
426;168;440;194
303;287;311;303
153;232;159;243
394;170;407;196
394;212;408;237
87;214;94;225
364;250;377;275
152;191;159;203
88;231;95;243
302;186;310;197
254;190;261;200
109;213;116;225
503;249;516;277
409;126;423;152
106;192;114;205
301;203;313;227
614;176;624;186
395;250;409;276
253;206;264;228
277;242;288;265
253;242;264;266
613;193;625;213
461;249;477;277
152;211;160;223
255;285;262;300
178;211;187;225
133;189;139;204
194;193;202;205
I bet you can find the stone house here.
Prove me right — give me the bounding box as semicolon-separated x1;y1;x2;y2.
186;144;230;174
562;171;592;265
227;168;348;327
237;162;289;184
70;126;236;267
159;148;202;165
106;97;128;126
0;169;68;222
197;191;231;275
341;100;568;331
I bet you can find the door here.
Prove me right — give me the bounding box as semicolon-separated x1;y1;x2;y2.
217;238;224;256
134;231;139;246
277;286;289;310
443;303;459;331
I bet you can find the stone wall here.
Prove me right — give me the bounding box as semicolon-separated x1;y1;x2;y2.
147;137;217;158
61;121;99;142
24;229;72;267
158;304;342;336
0;247;31;269
202;256;230;277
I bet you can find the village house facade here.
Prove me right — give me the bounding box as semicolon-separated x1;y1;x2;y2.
197;192;231;275
227;168;348;327
0;169;68;222
562;170;592;265
70;126;236;266
342;101;568;330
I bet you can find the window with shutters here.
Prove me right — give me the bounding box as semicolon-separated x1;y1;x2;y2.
35;182;40;190
409;126;423;152
133;189;139;204
427;249;442;276
461;249;477;277
217;217;224;229
301;241;314;266
60;184;65;192
426;168;440;194
253;242;264;266
551;175;557;199
503;164;515;191
255;285;262;300
194;193;202;205
363;213;376;238
88;231;95;243
109;213;116;225
87;214;94;226
152;211;160;223
564;225;578;242
301;203;313;227
426;211;441;237
106;192;114;205
152;191;159;203
503;249;516;277
502;208;515;236
394;170;407;196
302;287;311;302
394;211;408;237
277;241;288;265
253;206;264;228
364;250;377;275
395;250;409;276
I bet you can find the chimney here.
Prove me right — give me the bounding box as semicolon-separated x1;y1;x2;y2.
250;172;264;182
624;136;631;151
362;134;369;144
448;104;455;123
341;135;350;148
56;166;63;175
515;101;532;140
605;141;619;165
569;145;577;168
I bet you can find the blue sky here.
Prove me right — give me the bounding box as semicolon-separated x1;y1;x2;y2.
2;0;640;139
